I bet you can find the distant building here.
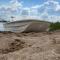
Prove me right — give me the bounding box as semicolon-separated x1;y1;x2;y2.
0;19;7;31
4;19;50;32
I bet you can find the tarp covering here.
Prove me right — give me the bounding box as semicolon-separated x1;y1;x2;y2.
23;22;50;32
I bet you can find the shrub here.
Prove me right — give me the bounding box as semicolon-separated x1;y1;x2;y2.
49;22;60;31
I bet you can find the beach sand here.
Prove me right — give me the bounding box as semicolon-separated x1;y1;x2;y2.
0;31;60;60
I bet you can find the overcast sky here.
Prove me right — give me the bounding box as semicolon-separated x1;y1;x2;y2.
0;0;60;22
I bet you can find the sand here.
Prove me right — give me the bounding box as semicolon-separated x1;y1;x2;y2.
0;31;60;60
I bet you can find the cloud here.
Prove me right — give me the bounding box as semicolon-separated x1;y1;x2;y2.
10;0;23;10
55;4;60;11
0;0;23;12
29;0;60;21
0;0;60;22
0;0;23;20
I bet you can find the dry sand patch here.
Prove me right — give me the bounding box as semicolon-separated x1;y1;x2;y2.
0;32;60;60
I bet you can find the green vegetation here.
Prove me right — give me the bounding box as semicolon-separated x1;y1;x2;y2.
49;22;60;31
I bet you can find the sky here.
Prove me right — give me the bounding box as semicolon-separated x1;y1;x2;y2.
0;0;60;22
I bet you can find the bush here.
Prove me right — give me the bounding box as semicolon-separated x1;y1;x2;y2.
49;22;60;31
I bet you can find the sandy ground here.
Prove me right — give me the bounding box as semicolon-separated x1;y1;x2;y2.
0;31;60;60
